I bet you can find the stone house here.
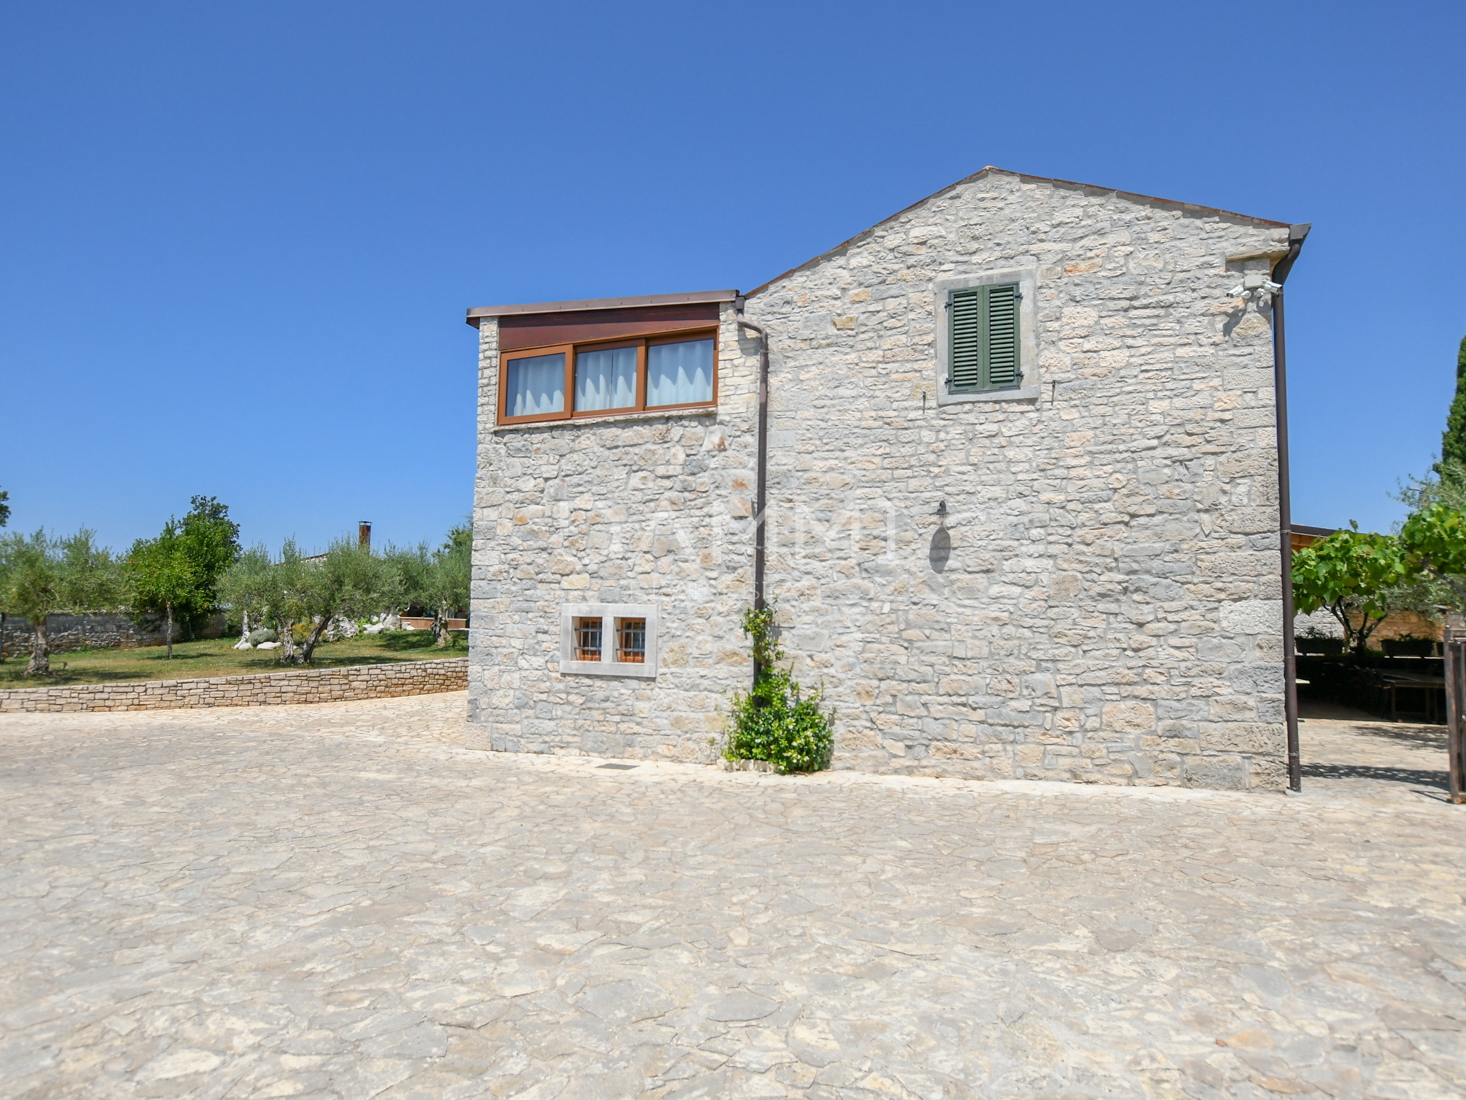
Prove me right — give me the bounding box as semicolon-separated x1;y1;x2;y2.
466;167;1304;790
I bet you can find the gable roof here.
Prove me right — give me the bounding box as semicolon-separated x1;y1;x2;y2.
743;166;1290;299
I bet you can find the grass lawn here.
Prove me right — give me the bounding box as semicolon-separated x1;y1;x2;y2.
0;630;466;689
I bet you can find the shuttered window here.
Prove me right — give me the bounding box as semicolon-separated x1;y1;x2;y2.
948;284;1021;393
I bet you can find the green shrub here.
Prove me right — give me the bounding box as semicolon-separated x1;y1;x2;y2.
724;604;834;774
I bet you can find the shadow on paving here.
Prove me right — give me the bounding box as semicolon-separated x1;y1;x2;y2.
1349;723;1448;751
1302;761;1447;789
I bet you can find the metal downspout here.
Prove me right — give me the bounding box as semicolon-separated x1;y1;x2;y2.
1270;223;1311;793
734;298;770;684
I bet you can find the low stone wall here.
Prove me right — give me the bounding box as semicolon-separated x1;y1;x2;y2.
0;658;467;713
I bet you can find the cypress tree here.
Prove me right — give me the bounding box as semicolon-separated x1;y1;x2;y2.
1439;335;1466;475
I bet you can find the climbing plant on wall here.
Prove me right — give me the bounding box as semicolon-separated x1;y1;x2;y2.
724;603;835;774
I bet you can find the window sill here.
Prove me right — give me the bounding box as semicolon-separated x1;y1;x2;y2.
560;658;658;679
492;406;718;433
936;384;1040;407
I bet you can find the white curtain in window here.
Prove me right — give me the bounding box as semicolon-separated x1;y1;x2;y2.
575;346;637;412
504;352;565;417
647;339;713;407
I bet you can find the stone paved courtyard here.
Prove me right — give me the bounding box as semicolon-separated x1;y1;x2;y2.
2;695;1464;1099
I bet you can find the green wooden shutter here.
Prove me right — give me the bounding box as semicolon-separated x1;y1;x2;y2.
948;288;982;391
984;284;1020;388
948;284;1021;392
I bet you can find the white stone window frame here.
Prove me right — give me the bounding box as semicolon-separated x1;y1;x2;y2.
933;267;1040;405
559;603;659;679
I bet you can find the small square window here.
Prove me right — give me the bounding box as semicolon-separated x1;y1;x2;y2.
615;618;646;663
561;604;658;678
573;617;603;661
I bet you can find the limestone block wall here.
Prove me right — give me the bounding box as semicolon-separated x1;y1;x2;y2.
740;171;1290;789
467;170;1293;790
466;307;760;761
0;658;467;713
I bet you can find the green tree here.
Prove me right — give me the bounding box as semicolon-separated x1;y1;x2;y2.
423;523;471;647
218;544;273;644
0;491;9;661
1399;503;1466;612
123;525;198;658
724;604;835;774
0;529;120;675
380;542;431;625
293;538;386;663
176;496;241;629
124;498;240;648
1291;526;1411;655
217;540;309;664
261;540;310;664
1439;336;1466;475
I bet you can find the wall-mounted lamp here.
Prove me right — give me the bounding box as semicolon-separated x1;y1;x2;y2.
934;501;948;519
1229;272;1283;297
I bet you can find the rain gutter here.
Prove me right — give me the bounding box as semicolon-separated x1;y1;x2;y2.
1270;222;1311;793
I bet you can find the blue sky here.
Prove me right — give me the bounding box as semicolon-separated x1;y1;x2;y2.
2;1;1463;552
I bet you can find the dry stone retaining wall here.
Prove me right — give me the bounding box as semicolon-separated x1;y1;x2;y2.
0;658;467;713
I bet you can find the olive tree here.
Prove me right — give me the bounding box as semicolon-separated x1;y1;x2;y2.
219;537;386;665
294;538;385;663
423;523;471;647
218;544;273;647
0;529;120;675
219;540;310;664
380;542;431;627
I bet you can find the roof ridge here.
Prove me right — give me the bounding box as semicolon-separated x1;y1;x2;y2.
743;167;1289;299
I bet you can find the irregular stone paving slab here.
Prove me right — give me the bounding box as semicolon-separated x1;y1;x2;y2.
1;693;1464;1098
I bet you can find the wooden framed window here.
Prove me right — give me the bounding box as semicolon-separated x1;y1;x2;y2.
499;332;717;426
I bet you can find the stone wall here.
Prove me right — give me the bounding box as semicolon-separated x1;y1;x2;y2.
742;172;1289;790
0;612;228;659
0;657;467;713
469;169;1292;790
1296;608;1443;644
466;309;760;760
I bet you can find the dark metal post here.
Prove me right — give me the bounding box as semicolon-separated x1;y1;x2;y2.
1269;223;1310;794
1445;616;1466;803
1272;285;1302;793
735;306;770;687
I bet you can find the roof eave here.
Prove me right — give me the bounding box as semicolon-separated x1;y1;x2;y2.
466;289;740;327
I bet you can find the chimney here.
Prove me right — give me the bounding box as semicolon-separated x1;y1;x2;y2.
358;521;371;550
